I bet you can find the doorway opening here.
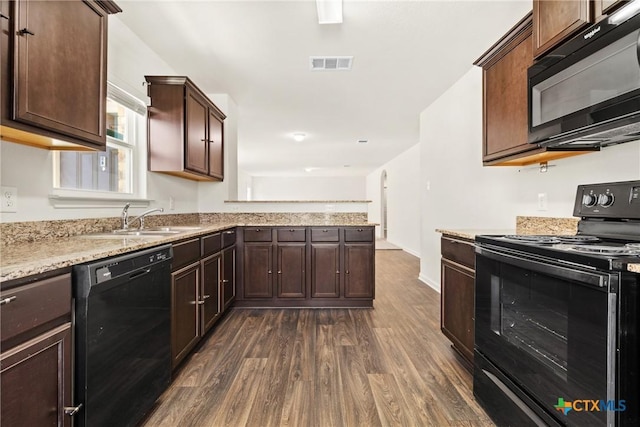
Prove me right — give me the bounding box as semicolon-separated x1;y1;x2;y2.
381;170;388;239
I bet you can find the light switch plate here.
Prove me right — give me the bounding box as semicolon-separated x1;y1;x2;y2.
1;186;18;213
537;193;548;211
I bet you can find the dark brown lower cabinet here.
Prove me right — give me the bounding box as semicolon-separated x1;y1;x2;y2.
171;262;200;368
243;243;273;298
1;323;72;427
170;230;236;369
440;235;476;367
344;244;375;298
0;272;75;425
221;246;236;310
201;253;221;334
277;243;306;298
237;226;375;307
311;244;340;298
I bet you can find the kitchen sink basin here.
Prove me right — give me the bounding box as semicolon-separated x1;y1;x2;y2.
76;226;203;239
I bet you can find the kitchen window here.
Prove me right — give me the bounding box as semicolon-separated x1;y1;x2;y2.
52;83;147;202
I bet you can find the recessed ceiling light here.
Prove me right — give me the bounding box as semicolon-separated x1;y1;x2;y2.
357;139;368;144
293;133;306;142
304;167;314;173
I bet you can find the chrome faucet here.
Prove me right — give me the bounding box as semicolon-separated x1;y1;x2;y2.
128;208;164;229
121;203;131;230
120;203;163;230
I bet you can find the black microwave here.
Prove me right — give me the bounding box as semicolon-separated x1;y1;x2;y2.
528;1;640;148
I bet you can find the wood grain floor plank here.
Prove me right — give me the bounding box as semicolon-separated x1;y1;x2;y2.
368;373;412;427
314;344;345;427
205;357;268;427
279;380;313;427
337;345;382;427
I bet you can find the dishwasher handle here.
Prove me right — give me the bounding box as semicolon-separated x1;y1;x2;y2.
129;268;151;280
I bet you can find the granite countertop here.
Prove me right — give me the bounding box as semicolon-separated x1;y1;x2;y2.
436;227;640;275
0;221;376;283
436;228;516;240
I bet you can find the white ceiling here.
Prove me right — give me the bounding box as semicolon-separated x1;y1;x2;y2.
117;0;532;177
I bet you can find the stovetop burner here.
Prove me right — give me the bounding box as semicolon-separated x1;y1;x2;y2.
502;235;601;244
566;244;640;256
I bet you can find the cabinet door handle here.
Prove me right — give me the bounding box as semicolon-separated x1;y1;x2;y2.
18;28;35;36
222;279;229;283
268;270;272;274
202;294;211;300
0;13;9;20
277;271;282;274
197;300;205;305
208;139;215;143
64;404;83;416
0;296;16;306
346;270;350;274
336;270;340;274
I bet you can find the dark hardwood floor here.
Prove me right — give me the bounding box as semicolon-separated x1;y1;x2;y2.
142;250;493;426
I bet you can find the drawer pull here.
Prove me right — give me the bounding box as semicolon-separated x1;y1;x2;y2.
18;28;35;36
0;296;16;306
255;229;261;232
225;230;235;234
289;229;295;232
323;229;328;232
64;404;83;416
357;228;363;232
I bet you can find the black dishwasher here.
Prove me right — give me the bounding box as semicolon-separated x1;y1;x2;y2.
73;245;172;427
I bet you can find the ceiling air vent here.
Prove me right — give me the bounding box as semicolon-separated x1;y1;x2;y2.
310;56;353;71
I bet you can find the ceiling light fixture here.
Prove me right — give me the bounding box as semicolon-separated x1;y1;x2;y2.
293;133;306;142
316;0;342;24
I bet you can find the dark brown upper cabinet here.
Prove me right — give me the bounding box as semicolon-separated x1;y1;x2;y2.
533;0;627;58
145;76;225;182
475;13;596;166
0;0;121;150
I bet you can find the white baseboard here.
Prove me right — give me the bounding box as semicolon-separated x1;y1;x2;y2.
418;273;440;293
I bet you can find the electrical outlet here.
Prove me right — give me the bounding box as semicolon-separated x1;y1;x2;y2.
0;186;18;213
537;193;548;211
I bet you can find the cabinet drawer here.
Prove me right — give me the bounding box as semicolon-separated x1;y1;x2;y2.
311;228;340;242
243;227;272;242
344;227;374;242
277;228;306;242
202;233;222;257
441;237;475;269
1;274;71;344
222;228;237;247
173;238;201;270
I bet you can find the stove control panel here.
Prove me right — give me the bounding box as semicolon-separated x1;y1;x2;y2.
574;180;640;219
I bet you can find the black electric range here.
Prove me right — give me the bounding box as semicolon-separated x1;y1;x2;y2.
473;180;640;427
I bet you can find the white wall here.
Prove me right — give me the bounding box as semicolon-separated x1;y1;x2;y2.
236;169;253;201
251;176;366;201
419;66;640;291
366;143;421;256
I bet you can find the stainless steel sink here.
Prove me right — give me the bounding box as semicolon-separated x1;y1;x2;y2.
76;226;203;239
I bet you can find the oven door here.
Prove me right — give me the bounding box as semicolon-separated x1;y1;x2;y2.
475;245;618;426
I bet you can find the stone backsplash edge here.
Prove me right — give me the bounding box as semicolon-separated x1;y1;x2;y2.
0;212;369;246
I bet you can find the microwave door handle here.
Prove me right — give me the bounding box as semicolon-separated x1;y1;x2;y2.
476;246;609;288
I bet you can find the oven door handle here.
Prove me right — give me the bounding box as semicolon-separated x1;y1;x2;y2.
476;246;609;289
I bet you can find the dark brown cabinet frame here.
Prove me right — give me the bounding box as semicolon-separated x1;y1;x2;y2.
236;226;375;308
